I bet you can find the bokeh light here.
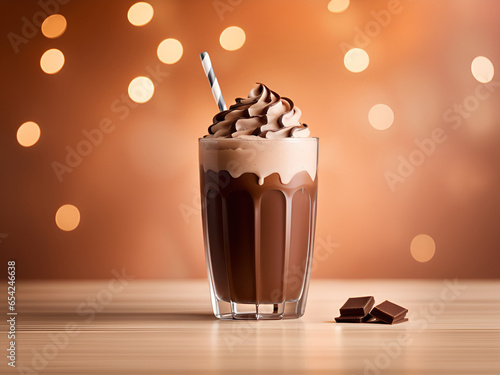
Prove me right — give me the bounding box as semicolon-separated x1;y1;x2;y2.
16;121;41;147
368;104;394;130
410;234;436;263
55;204;81;231
471;56;494;83
41;14;67;38
127;2;154;26
344;48;369;73
128;76;155;103
328;0;350;13
40;49;65;74
157;38;183;64
219;26;246;51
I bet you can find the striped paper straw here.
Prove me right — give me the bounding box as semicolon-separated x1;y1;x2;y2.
200;51;227;112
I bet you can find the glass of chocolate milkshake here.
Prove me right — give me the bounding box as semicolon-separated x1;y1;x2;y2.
199;83;318;319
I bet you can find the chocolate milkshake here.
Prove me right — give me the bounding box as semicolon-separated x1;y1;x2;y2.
199;83;318;319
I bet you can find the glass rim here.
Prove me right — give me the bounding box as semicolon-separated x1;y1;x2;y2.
198;137;319;143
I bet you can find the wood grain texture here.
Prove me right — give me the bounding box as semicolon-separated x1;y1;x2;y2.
1;280;499;374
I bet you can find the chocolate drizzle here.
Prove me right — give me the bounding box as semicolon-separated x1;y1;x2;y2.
206;83;310;139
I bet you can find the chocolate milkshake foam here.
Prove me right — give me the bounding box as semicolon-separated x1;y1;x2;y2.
199;83;318;320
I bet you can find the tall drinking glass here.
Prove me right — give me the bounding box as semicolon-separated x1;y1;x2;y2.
199;137;318;319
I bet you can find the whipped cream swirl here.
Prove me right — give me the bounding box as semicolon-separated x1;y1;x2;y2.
206;83;310;139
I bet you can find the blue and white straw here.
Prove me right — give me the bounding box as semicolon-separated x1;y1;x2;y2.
200;51;227;112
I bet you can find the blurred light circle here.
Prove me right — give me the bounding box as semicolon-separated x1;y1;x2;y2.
40;49;65;74
344;48;369;73
328;0;350;13
471;56;494;83
127;2;154;26
219;26;246;51
368;104;394;130
157;38;183;64
17;121;41;147
41;14;67;38
410;234;436;263
55;204;81;231
128;76;155;103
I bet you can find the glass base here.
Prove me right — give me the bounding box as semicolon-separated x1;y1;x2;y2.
211;297;306;320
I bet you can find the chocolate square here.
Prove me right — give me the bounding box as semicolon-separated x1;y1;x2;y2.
370;300;408;324
339;296;375;317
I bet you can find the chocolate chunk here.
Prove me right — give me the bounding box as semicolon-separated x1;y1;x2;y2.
334;314;373;323
339;296;375;317
370;300;408;324
366;316;409;325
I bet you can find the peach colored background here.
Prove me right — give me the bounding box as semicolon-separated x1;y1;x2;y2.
1;0;499;279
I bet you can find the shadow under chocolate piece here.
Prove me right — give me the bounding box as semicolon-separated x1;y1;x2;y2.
366;315;409;325
334;296;375;323
335;314;373;323
370;300;408;324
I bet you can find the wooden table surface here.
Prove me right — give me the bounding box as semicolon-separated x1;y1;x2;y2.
2;279;499;374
